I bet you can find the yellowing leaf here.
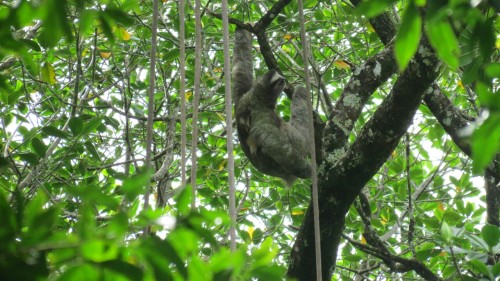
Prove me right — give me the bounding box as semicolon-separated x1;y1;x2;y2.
217;159;227;171
281;45;292;53
334;60;350;69
185;91;193;101
122;29;131;41
283;34;292;40
414;0;426;6
361;235;367;244
291;209;304;216
115;26;131;41
248;226;255;240
214;67;223;73
99;51;112;59
457;80;464;89
438;202;445;211
216;112;225;121
380;215;388;225
366;22;375;32
41;62;56;85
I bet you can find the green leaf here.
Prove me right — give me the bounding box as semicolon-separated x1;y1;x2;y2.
81;240;119;262
100;260;144;281
84;140;100;160
468;259;491;277
485;62;500;78
492;262;500;277
104;7;135;26
69;116;84;136
0;76;21;105
251;237;279;267
38;0;72;48
19;39;41;51
139;236;176;281
42;126;69;139
41;62;56;85
304;0;319;8
31;137;48;157
441;221;453;243
462;58;483;85
252;265;286;280
475;17;495;60
476;82;500;110
443;209;463;224
59;263;100;281
415;243;439;261
0;192;17;244
163;49;180;62
121;170;151;202
425;19;460;69
394;2;421;70
24;193;60;246
18;152;39;165
355;0;396;18
187;257;208;281
471;113;500;173
81;117;103;136
176;185;192;216
481;224;500;248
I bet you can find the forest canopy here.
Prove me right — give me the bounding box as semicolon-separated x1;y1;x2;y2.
0;0;499;280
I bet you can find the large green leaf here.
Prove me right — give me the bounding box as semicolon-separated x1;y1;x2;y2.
69;117;84;136
426;19;460;69
42;126;69;139
471;113;500;173
394;1;421;70
355;0;396;18
31;137;47;157
481;224;500;248
121;170;151;202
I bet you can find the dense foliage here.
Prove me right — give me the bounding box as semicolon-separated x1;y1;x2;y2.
0;0;499;280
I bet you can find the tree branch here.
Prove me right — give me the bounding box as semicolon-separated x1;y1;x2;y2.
343;234;441;281
288;36;440;280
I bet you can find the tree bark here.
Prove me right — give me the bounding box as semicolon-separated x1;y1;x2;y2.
288;37;440;280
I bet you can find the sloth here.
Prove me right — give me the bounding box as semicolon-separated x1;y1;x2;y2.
232;27;311;185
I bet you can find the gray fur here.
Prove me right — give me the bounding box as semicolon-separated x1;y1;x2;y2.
232;28;311;185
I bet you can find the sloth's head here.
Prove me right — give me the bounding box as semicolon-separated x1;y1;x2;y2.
255;69;285;102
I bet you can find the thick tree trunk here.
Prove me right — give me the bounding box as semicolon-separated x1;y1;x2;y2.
287;39;440;280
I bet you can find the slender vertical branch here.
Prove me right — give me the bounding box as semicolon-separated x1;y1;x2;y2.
221;0;236;252
91;28;98;86
144;0;159;236
405;134;415;254
297;1;321;280
123;72;132;179
191;0;202;210
179;0;187;192
72;29;81;117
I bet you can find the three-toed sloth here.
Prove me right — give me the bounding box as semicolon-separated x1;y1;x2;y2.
232;27;311;185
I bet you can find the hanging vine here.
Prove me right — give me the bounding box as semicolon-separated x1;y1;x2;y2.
179;0;187;192
144;0;159;236
297;0;322;279
190;0;202;210
221;0;237;252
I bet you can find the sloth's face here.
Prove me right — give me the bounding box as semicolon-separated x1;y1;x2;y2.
264;69;285;100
